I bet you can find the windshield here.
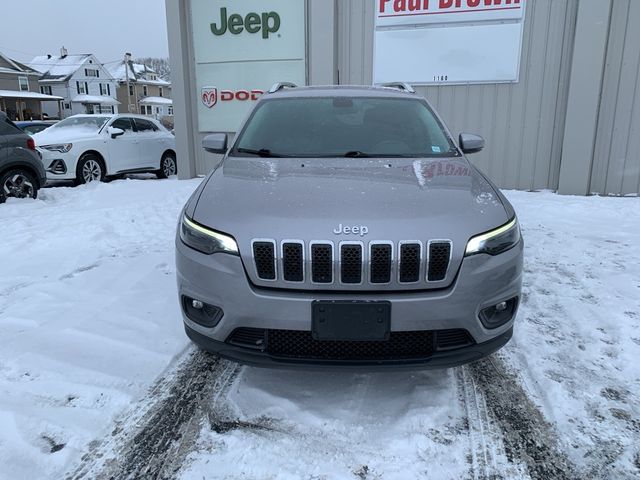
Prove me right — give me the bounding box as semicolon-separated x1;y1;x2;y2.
51;116;109;131
231;97;459;158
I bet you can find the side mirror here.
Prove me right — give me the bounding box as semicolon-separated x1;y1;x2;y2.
108;127;125;139
459;133;485;154
202;133;228;154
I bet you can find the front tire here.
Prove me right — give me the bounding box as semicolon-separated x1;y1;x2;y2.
76;154;105;185
157;152;177;179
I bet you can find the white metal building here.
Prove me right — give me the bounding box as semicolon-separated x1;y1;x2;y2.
166;0;640;196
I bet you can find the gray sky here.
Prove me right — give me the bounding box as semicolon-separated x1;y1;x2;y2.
0;0;169;64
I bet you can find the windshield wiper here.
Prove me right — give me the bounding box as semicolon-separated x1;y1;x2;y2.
343;151;371;158
235;148;285;158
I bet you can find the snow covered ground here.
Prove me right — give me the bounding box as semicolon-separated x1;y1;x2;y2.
0;178;199;479
0;180;638;479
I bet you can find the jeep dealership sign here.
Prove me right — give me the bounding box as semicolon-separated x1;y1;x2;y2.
190;0;306;132
374;0;526;85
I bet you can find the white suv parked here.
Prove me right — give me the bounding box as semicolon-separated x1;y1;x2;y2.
33;114;177;184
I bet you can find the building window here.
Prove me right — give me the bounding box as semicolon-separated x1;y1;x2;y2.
40;85;52;95
18;76;29;91
76;81;88;95
159;87;163;98
85;68;99;77
143;85;148;96
64;103;71;109
99;83;111;96
129;85;134;96
168;106;173;115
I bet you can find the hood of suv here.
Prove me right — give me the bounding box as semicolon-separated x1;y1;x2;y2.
191;157;510;291
33;128;100;146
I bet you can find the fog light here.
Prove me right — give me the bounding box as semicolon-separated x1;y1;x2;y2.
480;297;518;329
192;299;204;309
182;296;223;327
47;159;67;174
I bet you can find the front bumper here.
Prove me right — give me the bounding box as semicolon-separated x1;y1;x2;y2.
185;323;513;370
37;149;75;180
176;237;523;368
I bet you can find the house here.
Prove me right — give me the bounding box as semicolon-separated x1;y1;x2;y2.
29;48;119;118
0;51;63;120
107;60;172;123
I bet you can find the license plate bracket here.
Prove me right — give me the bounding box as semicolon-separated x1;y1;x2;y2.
312;301;391;341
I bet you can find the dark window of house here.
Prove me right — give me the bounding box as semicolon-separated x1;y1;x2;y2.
159;87;163;98
143;85;148;96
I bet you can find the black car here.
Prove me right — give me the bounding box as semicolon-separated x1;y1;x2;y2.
0;111;47;203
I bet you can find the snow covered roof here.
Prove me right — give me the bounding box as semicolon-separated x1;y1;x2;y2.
0;89;63;101
71;95;120;105
106;61;170;86
29;54;95;81
0;52;41;76
139;96;173;105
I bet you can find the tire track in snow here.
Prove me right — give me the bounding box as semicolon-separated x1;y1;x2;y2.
67;349;242;480
465;356;576;480
457;366;513;479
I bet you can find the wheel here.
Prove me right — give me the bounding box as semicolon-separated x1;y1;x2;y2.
75;154;105;185
157;152;177;179
0;169;38;203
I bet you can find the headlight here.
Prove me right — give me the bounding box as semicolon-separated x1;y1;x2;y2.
179;214;239;255
41;143;73;153
465;217;520;256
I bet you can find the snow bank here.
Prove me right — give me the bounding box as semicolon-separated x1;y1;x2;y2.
503;190;640;478
0;178;200;480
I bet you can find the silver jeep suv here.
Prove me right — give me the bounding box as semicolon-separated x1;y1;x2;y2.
175;83;523;368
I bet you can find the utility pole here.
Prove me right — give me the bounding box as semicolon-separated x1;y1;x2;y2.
124;52;133;113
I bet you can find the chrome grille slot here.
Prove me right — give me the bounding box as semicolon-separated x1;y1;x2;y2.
370;244;392;284
282;242;304;282
340;243;363;284
399;243;421;283
252;241;276;280
428;241;451;282
311;243;333;283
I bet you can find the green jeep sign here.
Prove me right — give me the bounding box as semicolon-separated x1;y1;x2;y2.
210;7;281;39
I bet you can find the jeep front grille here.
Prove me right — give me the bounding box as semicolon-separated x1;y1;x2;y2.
252;241;276;280
311;243;333;283
428;241;452;282
340;244;363;284
399;243;421;283
282;242;304;282
251;239;454;287
370;243;392;284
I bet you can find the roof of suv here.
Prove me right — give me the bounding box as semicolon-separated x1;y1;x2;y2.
265;85;418;99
